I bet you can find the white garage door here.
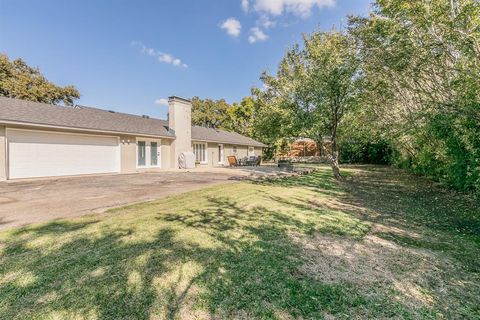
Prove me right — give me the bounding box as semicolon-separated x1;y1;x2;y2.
7;129;120;179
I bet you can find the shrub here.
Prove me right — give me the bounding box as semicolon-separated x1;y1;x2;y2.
340;140;393;165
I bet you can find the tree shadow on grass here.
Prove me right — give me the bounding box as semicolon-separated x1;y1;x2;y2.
158;196;368;319
337;166;480;269
251;165;480;318
1;221;167;319
9;220;100;236
255;165;480;267
0;198;367;319
2;166;479;319
343;166;480;234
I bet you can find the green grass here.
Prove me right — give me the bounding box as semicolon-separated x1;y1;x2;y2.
0;165;479;319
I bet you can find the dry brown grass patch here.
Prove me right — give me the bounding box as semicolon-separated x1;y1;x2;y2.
291;228;480;316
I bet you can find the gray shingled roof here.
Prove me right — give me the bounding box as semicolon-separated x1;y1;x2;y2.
0;97;267;147
192;126;267;147
0;96;173;137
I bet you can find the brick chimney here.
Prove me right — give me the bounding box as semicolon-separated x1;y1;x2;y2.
168;96;192;168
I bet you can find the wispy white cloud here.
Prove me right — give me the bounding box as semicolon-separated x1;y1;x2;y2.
154;98;169;106
220;17;242;37
131;41;187;68
248;27;268;43
241;0;250;12
250;0;335;17
257;15;276;29
236;0;333;44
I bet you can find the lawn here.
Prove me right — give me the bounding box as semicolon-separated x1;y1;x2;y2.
0;165;479;319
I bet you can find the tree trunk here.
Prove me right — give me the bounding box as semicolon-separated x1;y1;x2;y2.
320;139;342;179
330;146;342;180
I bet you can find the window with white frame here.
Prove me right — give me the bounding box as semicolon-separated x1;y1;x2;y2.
193;143;207;163
248;146;255;156
232;145;237;154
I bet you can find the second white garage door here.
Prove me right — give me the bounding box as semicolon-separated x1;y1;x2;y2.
7;129;120;179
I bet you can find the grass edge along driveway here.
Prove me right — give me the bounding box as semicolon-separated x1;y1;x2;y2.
0;165;479;319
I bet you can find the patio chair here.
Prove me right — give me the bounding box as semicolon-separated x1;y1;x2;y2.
255;156;262;166
246;156;256;166
227;156;238;167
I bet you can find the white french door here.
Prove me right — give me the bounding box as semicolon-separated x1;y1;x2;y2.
137;139;161;168
218;144;224;165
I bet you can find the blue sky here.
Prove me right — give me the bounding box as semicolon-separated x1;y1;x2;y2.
0;0;371;119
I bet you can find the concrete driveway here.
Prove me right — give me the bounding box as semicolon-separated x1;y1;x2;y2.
0;169;257;231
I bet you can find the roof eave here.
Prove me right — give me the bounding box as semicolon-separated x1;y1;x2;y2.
191;137;267;147
0;119;176;139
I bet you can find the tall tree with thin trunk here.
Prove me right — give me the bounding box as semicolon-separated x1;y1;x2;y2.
258;31;359;179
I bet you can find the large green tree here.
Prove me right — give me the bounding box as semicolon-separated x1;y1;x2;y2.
256;31;359;178
224;96;256;137
349;0;480;192
0;54;80;105
191;96;259;139
191;97;230;128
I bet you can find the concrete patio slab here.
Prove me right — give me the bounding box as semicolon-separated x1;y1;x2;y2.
0;167;291;231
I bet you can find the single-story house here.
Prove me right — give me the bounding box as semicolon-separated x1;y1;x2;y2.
0;96;267;180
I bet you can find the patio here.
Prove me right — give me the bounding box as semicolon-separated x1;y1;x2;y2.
0;165;300;231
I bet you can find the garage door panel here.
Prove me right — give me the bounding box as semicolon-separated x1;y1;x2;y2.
8;129;120;179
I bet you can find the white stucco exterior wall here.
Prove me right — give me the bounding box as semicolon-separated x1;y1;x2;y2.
191;141;264;168
161;139;172;169
0;126;6;181
168;97;193;169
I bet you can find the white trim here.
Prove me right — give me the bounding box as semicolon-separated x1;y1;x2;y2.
5;135;9;180
192;137;266;147
136;140;147;168
193;142;208;164
0;120;175;140
136;138;162;169
248;146;255;156
218;144;224;165
150;140;161;168
6;127;119;139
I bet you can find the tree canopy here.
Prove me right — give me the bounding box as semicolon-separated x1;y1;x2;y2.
191;96;258;139
348;0;480;192
254;31;359;178
0;54;80;105
251;0;480;191
191;97;230;129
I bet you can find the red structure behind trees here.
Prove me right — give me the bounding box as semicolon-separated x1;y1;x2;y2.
277;138;332;159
